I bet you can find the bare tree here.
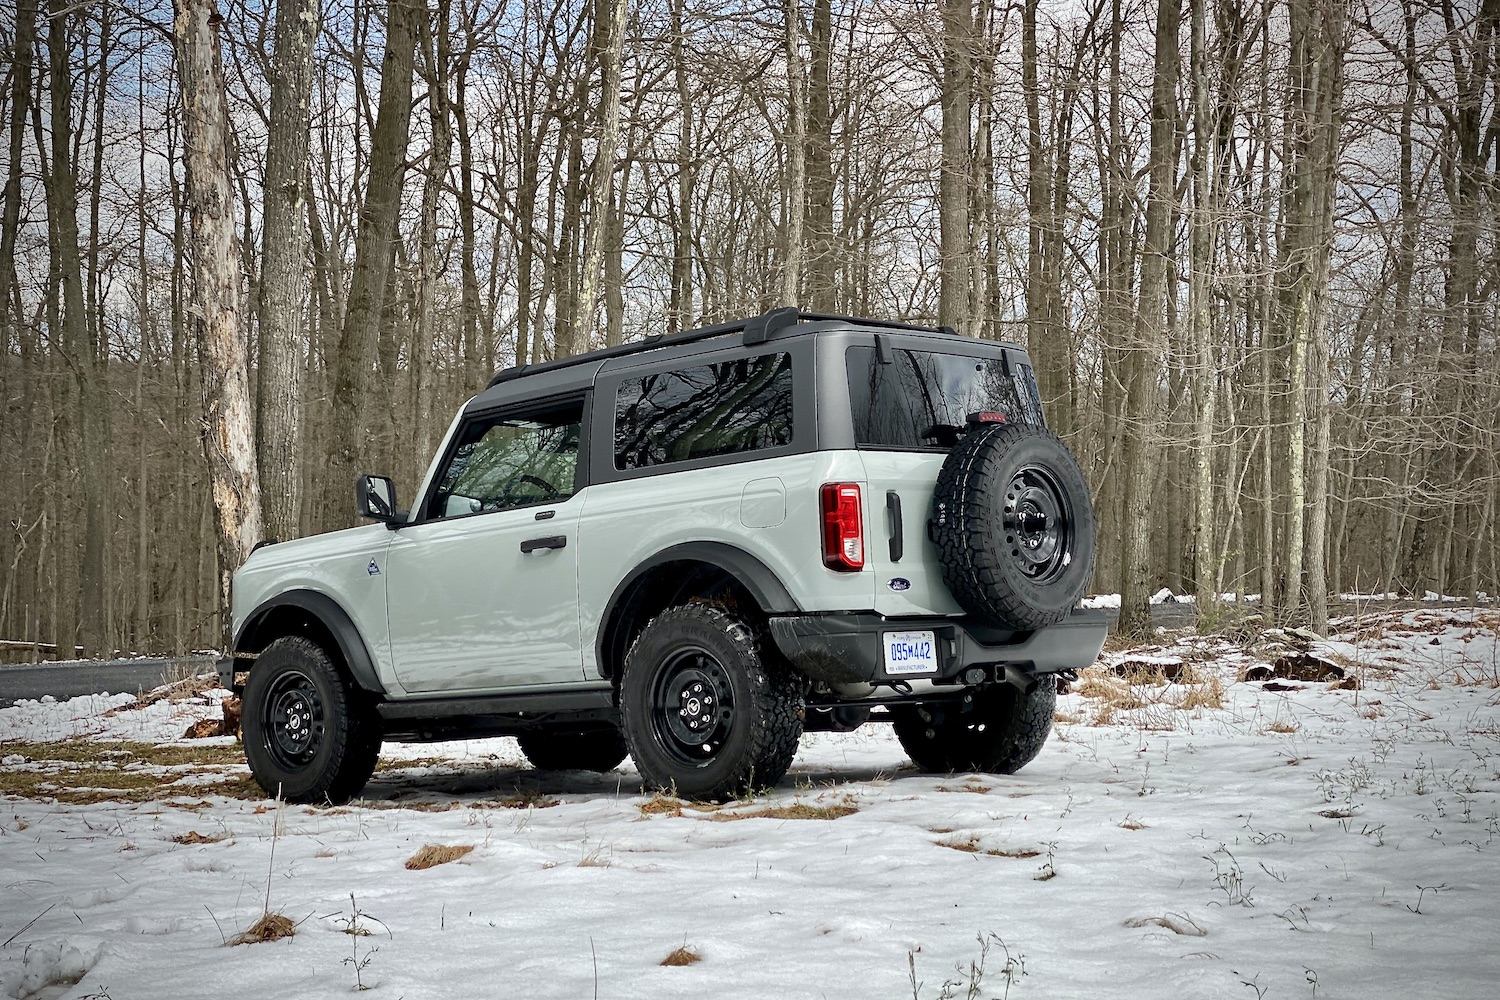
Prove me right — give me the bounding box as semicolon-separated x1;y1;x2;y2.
573;0;629;353
256;0;320;542
326;0;422;526
174;0;264;641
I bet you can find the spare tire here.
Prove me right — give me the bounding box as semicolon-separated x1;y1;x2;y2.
931;422;1094;630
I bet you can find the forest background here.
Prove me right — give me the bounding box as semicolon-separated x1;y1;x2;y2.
0;0;1495;659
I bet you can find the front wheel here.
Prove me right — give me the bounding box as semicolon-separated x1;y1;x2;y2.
893;676;1056;775
619;604;803;801
241;636;381;804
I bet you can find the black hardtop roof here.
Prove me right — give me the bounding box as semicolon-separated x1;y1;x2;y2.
482;308;1026;391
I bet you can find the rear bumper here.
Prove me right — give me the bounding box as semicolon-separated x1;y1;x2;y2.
767;609;1109;686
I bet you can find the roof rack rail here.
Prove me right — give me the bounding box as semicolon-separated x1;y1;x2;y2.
795;311;952;337
483;308;948;389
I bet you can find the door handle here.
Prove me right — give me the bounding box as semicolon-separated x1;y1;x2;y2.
886;491;904;562
520;535;567;553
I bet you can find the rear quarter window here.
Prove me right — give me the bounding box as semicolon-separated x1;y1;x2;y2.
847;346;1043;450
614;352;794;470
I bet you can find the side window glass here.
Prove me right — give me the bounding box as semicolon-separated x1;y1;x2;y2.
428;403;582;519
614;352;793;470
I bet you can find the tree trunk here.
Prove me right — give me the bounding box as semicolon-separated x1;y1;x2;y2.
1116;0;1180;636
938;0;973;333
574;0;628;350
256;0;319;543
174;0;265;646
1189;0;1218;611
0;0;35;335
44;0;111;658
326;0;421;527
415;0;452;470
669;0;695;331
781;0;807;307
803;0;835;311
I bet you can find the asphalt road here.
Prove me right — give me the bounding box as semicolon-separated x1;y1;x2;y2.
0;656;217;709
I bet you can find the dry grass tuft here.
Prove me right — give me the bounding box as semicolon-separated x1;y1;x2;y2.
1123;913;1207;937
1068;663;1228;727
1265;720;1300;734
935;836;1039;858
1119;816;1149;831
638;792;684;817
988;847;1042;858
660;946;702;967
352;799;460;813
229;912;295;946
1318;808;1354;819
171;830;226;845
578;847;613;868
1178;675;1226;710
708;800;857;822
373;756;450;773
492;788;560;810
404;843;475;870
0;740;242;767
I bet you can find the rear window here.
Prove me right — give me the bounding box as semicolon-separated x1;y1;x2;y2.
846;346;1044;450
615;352;794;470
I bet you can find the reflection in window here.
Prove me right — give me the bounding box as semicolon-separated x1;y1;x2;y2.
615;353;793;470
846;347;1039;450
429;405;581;519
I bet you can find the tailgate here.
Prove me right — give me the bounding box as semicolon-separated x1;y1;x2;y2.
857;451;965;617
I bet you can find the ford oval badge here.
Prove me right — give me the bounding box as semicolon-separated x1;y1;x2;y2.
888;577;911;592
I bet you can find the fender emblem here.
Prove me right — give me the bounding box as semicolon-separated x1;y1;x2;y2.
367;559;381;576
888;577;910;592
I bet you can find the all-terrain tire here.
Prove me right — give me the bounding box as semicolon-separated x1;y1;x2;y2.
931;422;1095;630
619;604;803;801
241;635;382;804
518;726;629;773
893;676;1057;775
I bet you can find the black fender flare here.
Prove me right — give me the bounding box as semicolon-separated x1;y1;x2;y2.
234;589;386;695
595;541;801;678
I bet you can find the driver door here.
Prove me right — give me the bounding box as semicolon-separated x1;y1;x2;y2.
384;398;586;693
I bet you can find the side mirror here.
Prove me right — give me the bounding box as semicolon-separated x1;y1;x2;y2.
356;475;403;528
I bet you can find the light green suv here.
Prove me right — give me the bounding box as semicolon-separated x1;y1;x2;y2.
223;309;1108;802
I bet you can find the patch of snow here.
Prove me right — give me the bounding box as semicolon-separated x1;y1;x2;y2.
0;613;1498;998
0;690;227;744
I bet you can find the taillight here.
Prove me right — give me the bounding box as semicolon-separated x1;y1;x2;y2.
820;483;864;571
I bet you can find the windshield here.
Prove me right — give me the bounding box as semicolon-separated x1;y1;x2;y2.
846;346;1044;450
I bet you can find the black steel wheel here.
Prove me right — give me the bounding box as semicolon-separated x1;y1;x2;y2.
932;423;1095;629
648;646;738;767
261;669;326;771
619;604;802;801
1004;464;1076;586
241;636;381;804
893;676;1057;775
517;726;629;773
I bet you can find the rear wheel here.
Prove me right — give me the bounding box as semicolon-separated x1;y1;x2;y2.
619;604;803;801
241;636;381;804
517;726;628;773
893;676;1056;775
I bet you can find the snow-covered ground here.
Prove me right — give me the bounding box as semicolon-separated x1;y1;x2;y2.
2;610;1498;1000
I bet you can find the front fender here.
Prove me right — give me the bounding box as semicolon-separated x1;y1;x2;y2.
234;590;386;695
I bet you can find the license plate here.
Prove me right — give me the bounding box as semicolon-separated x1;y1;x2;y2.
883;630;939;676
